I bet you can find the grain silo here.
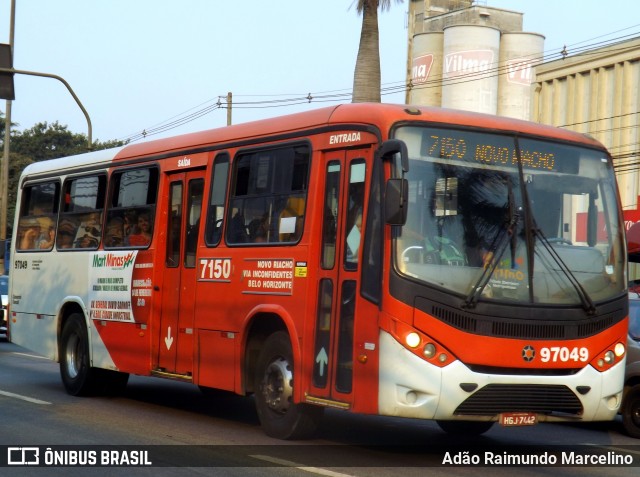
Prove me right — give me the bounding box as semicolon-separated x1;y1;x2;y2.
408;32;444;106
441;24;501;114
498;32;545;120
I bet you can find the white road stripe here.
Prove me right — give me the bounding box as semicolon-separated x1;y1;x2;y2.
250;455;355;477
0;390;51;405
11;352;49;360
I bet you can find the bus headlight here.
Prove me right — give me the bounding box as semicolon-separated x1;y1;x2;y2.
423;343;436;358
614;342;625;357
405;332;420;348
603;350;615;364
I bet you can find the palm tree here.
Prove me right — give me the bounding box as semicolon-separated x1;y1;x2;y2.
352;0;402;103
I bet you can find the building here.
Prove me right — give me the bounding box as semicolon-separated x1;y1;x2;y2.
406;0;543;120
534;37;640;217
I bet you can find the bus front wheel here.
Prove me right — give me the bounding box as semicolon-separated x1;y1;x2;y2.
254;331;323;439
622;384;640;438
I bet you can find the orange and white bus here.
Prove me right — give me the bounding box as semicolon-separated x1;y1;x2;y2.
9;103;628;438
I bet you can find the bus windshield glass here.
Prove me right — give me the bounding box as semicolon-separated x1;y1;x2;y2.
393;126;625;306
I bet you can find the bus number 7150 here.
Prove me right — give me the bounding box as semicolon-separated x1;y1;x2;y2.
199;258;232;282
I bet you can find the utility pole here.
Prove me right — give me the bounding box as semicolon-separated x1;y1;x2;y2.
226;91;232;126
1;0;16;273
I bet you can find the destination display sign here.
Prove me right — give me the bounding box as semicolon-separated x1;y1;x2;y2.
419;128;581;175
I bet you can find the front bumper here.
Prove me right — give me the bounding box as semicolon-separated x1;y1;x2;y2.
378;330;624;422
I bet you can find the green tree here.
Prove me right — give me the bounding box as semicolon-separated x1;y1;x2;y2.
352;0;402;103
10;121;123;161
0;110;18;147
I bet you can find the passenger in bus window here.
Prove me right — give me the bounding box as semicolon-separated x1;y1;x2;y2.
123;210;137;237
104;216;125;247
39;225;56;250
248;216;269;243
18;218;41;250
228;210;248;243
57;219;77;249
76;233;99;248
126;212;152;246
74;213;101;249
346;207;363;263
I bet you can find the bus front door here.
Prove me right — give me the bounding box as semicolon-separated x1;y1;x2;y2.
157;169;205;377
309;148;370;407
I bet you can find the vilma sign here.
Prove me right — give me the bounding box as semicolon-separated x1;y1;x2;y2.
0;44;15;101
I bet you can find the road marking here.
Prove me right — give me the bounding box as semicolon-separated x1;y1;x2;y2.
12;352;49;360
250;455;354;477
0;390;51;405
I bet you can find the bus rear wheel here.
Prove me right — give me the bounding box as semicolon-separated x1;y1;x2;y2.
59;314;129;396
254;331;323;439
60;313;97;396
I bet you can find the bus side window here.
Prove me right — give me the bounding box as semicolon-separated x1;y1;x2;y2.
185;178;204;267
205;153;229;246
17;181;60;251
59;174;106;250
107;167;159;249
227;144;310;245
166;182;183;267
344;160;366;270
321;161;341;269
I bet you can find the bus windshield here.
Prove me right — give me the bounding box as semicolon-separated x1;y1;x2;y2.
393;126;625;307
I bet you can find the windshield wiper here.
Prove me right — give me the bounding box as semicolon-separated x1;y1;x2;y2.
532;225;596;315
463;206;521;309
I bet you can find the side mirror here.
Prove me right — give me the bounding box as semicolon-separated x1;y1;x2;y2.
385;178;408;225
378;139;409;173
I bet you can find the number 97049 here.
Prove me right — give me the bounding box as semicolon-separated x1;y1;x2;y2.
540;346;589;363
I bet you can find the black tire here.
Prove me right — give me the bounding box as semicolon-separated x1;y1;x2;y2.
254;331;323;439
436;420;494;435
60;314;130;396
60;313;98;396
622;384;640;439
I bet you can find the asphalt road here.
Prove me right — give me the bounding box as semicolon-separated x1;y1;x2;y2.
1;340;639;477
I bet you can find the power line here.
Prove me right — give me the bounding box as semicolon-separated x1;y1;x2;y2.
119;27;640;143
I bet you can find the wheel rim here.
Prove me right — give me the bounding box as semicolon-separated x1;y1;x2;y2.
64;332;81;379
261;357;293;415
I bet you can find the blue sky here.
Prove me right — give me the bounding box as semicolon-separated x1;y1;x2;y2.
0;0;638;144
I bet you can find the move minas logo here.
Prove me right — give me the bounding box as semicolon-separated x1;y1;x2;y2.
92;252;136;269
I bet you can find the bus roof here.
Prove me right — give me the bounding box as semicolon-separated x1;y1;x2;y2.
20;103;607;178
117;103;606;160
